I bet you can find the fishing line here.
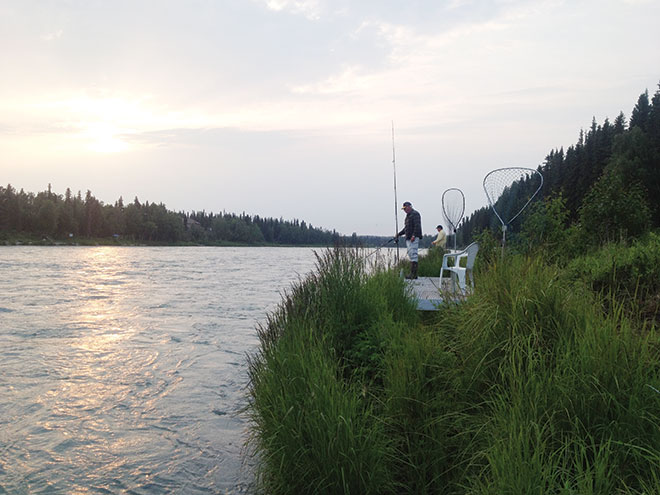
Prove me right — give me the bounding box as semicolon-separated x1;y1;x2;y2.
356;237;397;262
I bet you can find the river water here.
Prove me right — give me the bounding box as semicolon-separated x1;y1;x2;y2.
0;246;324;494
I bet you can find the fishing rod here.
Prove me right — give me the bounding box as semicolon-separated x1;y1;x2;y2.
356;123;400;265
392;121;400;263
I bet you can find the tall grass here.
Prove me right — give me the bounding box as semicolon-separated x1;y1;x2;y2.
247;248;660;494
247;248;418;493
417;246;447;277
437;257;660;493
248;322;393;494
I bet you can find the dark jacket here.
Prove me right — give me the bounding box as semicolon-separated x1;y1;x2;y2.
398;209;422;240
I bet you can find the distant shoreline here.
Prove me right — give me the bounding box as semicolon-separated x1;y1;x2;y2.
0;233;384;249
1;239;331;248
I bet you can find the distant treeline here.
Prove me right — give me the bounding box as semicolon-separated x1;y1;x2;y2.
0;186;343;245
460;83;660;246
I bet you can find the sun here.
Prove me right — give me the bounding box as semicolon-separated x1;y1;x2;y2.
84;122;129;153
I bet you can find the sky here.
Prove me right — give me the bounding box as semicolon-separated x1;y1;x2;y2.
1;0;659;236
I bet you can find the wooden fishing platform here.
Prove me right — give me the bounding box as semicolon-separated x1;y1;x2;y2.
405;276;468;311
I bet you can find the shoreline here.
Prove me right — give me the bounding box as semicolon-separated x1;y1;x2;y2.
0;233;392;249
0;233;335;248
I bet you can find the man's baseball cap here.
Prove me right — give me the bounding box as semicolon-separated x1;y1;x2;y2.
401;201;412;209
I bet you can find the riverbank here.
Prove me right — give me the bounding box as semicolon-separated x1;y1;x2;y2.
0;231;397;248
247;239;660;493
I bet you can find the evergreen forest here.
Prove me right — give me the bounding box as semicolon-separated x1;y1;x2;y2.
459;83;660;248
0;186;342;246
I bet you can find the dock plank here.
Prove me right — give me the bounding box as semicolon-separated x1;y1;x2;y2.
405;277;465;311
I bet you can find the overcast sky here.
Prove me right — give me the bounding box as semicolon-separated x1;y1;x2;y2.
1;0;659;236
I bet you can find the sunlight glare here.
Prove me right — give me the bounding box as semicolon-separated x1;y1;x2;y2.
84;122;129;153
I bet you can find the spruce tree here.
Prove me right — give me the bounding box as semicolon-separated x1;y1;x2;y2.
630;89;651;131
648;82;660;151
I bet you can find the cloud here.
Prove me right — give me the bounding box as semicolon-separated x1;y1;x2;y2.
40;29;63;41
258;0;324;20
275;0;638;136
290;65;377;95
0;0;594;149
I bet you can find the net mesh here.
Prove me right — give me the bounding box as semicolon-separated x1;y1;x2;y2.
441;188;465;233
483;167;543;226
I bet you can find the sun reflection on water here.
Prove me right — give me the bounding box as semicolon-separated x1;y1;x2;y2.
32;247;168;491
0;245;312;492
73;247;134;348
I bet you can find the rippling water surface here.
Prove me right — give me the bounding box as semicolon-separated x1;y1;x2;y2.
0;246;320;494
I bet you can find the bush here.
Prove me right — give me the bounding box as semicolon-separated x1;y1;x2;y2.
518;194;577;262
579;167;651;245
564;232;660;321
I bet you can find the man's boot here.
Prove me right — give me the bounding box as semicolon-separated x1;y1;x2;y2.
406;261;418;279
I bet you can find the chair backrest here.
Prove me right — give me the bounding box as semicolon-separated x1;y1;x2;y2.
464;242;479;269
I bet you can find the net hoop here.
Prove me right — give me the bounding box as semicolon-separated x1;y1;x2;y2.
442;187;465;250
441;188;465;233
483;167;543;228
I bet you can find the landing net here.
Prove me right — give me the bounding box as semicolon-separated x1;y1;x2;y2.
441;188;465;250
483;167;543;249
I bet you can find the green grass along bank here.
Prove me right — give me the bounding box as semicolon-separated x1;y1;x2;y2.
246;235;660;494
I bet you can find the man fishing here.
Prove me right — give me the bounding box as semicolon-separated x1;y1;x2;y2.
396;201;422;279
431;224;447;249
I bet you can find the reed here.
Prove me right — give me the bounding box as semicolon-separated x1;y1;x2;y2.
440;257;660;493
416;246;447;277
247;248;417;493
248;322;394;494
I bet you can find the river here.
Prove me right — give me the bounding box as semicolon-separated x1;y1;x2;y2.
0;246;324;494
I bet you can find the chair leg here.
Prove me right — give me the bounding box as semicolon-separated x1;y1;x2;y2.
457;271;466;291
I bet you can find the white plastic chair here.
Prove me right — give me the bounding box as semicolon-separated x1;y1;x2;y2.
441;242;479;292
